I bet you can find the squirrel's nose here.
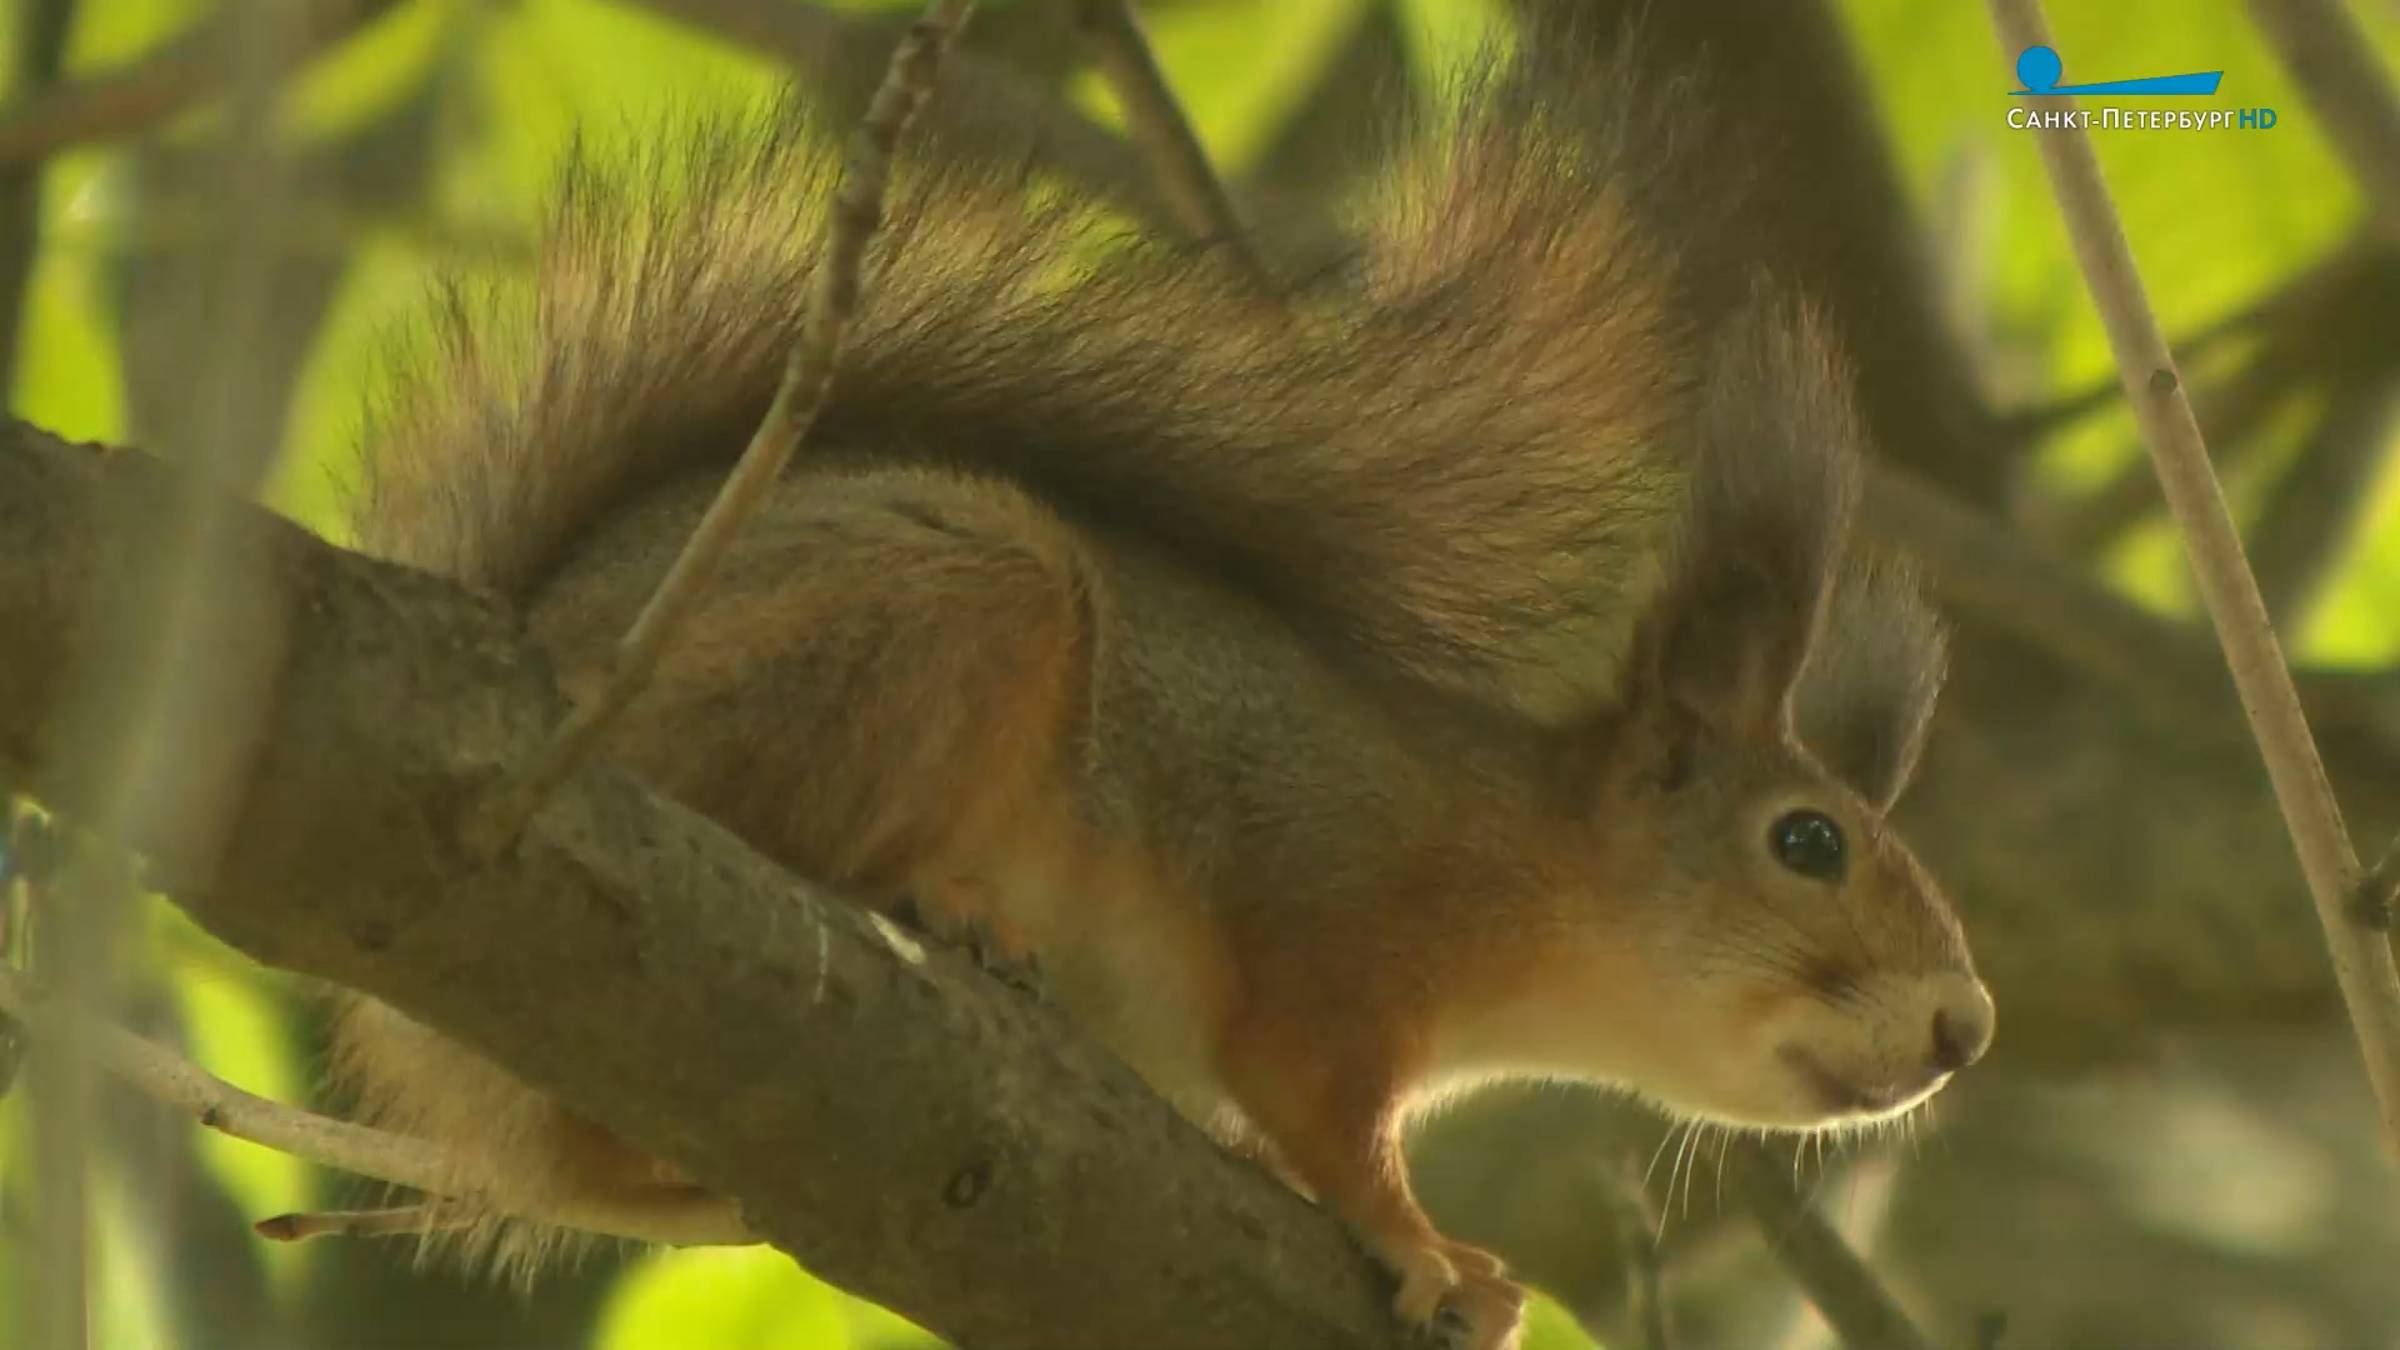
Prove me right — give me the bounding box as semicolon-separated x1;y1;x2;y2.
1927;978;1995;1072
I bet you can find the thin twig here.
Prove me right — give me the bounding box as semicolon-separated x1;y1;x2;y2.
473;0;980;852
2246;0;2400;241
2031;239;2399;559
1997;291;2268;447
254;1205;460;1241
1993;0;2400;1161
1730;1145;1932;1350
1070;0;1274;293
0;0;388;168
0;965;755;1248
2037;353;2297;560
0;965;452;1193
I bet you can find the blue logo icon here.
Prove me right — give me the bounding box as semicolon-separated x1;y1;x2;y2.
2011;45;2221;96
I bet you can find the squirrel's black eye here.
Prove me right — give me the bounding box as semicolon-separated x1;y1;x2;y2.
1770;810;1845;881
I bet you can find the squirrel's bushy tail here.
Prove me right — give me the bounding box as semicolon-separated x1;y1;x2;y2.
354;27;1741;724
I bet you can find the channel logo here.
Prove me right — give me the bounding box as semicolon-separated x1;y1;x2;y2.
2011;45;2221;96
2005;45;2273;131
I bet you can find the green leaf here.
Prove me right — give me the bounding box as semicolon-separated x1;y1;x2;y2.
596;1246;855;1350
1523;1291;1607;1350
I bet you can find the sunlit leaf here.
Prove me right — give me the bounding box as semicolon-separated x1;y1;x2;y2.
1522;1292;1606;1350
596;1246;854;1350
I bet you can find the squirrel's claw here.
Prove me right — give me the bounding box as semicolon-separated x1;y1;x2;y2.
893;884;1048;1000
968;933;1047;1000
1390;1240;1524;1350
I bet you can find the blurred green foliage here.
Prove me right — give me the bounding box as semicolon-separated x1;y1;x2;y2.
0;1;2395;1346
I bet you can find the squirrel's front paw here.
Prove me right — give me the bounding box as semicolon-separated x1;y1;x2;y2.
1387;1240;1525;1350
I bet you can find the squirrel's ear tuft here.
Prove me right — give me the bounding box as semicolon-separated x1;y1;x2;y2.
1798;554;1949;811
1644;300;1857;742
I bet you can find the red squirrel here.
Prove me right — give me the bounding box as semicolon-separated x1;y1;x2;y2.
332;27;1991;1349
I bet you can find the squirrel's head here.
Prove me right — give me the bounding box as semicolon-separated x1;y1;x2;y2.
1558;306;1990;1133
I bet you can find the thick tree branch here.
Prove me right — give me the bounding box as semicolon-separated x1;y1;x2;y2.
1993;0;2400;1161
0;420;1401;1350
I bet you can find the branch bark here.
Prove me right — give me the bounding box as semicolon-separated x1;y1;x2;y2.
0;419;1403;1350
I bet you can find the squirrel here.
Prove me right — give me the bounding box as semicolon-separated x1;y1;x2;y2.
330;24;1992;1350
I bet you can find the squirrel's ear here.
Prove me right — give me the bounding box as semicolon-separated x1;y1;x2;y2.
1796;555;1948;811
1646;302;1855;743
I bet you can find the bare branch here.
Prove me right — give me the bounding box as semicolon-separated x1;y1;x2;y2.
0;962;757;1247
478;0;979;850
1992;0;2400;1162
2246;0;2400;241
1731;1146;1933;1350
0;966;449;1194
1070;0;1274;292
254;1206;456;1242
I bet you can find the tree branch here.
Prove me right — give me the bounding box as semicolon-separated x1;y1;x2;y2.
0;964;753;1247
0;966;452;1194
0;419;1402;1350
1992;0;2400;1163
